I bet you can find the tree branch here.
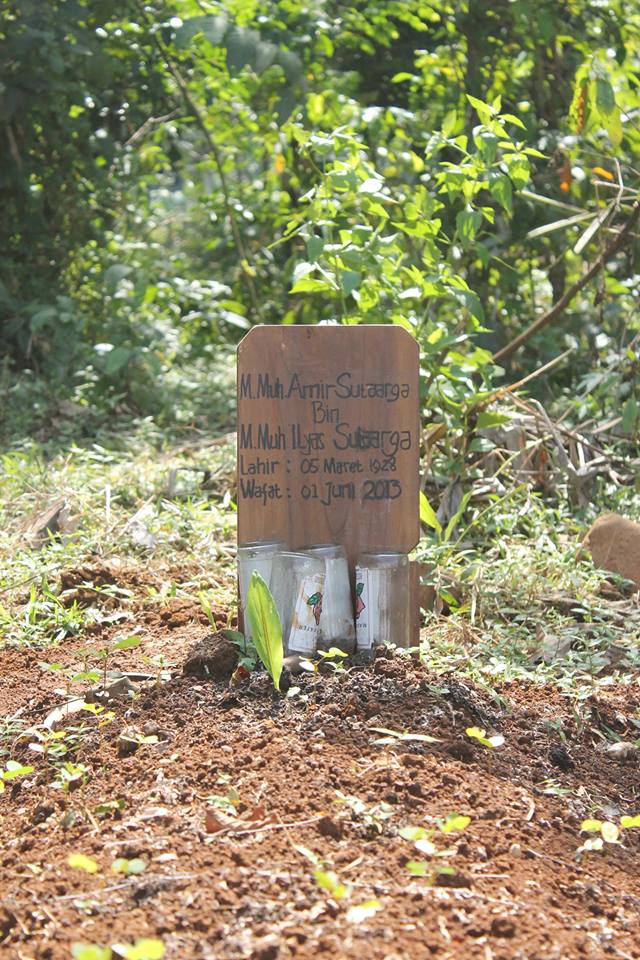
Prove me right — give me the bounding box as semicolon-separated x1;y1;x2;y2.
144;18;263;322
493;200;640;364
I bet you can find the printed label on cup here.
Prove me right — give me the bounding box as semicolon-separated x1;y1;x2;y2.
288;574;325;653
355;567;378;650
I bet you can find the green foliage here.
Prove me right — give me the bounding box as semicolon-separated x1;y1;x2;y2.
370;727;440;746
0;0;169;368
1;0;639;601
174;13;304;123
68;853;99;874
112;857;146;875
576;814;640;855
465;726;505;749
245;571;283;692
0;759;34;793
0;582;86;649
72;942;165;960
120;942;165;960
399;812;471;881
314;869;350;900
72;947;112;960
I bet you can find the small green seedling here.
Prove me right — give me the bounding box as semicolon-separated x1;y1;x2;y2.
621;814;640;828
112;857;146;875
318;647;349;673
465;726;505;748
94;798;125;819
72;941;165;960
118;939;165;960
345;900;381;924
370;726;440;746
118;730;158;751
439;813;472;834
577;814;640;856
68;853;99;874
245;572;283;692
578;818;620;854
28;728;70;760
0;760;35;792
399;813;471;881
141;653;176;694
81;634;142;692
81;703;116;728
71;946;112;960
335;791;395;833
314;869;351;900
198;591;218;629
300;648;348;701
206;784;241;816
119;937;166;960
53;760;90;792
222;628;258;671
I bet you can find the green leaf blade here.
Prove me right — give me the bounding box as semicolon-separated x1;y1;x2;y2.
246;572;283;692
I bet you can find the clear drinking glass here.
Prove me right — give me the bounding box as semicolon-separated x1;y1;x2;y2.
237;540;285;640
354;552;410;654
270;551;325;655
307;544;356;653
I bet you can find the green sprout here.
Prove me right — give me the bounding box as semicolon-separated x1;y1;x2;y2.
0;759;34;793
245;572;283;692
399;814;471;881
300;647;348;701
465;726;505;748
577;814;640;856
370;726;440;746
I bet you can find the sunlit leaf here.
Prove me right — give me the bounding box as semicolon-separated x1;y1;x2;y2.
346;900;381;923
580;819;603;833
620;815;640;829
419;491;442;536
246;572;283;692
68;853;99;874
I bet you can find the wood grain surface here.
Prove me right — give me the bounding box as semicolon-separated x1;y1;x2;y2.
237;325;420;569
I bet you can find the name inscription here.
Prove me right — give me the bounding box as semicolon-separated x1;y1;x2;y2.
238;367;414;508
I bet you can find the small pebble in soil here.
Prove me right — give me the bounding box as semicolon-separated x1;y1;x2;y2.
86;676;137;703
251;935;280;960
182;632;238;681
490;916;517;938
549;743;574;770
31;805;55;825
143;721;170;740
316;816;343;840
434;871;470;888
445;740;475;763
117;734;140;758
283;654;304;675
605;741;638;761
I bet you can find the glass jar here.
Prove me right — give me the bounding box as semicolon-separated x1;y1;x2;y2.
270;551;325;655
237;540;285;640
354;552;410;654
307;544;356;653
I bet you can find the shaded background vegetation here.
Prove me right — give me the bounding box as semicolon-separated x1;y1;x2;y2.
1;0;638;457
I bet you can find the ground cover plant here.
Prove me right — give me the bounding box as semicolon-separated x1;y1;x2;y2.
1;0;640;957
1;419;639;958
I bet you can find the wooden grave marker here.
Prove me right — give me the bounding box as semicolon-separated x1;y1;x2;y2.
236;325;421;638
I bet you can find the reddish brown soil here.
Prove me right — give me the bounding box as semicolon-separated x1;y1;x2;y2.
2;567;640;960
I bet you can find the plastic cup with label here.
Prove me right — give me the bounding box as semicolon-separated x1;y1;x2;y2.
307;544;356;654
354;552;410;655
237;540;285;640
270;551;326;656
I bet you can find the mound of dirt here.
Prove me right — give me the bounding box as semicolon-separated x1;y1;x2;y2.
182;632;239;680
2;634;640;960
581;513;640;590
